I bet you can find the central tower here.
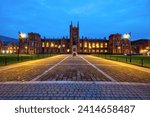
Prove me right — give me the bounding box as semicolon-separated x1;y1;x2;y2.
70;22;80;55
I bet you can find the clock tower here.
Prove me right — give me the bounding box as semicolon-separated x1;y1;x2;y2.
70;22;80;55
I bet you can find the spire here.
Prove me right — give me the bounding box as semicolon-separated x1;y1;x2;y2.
70;21;73;27
77;21;79;28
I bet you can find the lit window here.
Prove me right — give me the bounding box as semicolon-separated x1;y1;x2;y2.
84;49;87;52
100;50;103;53
58;45;61;49
105;43;108;47
80;43;82;47
118;46;121;50
100;43;103;48
84;42;88;48
10;50;12;53
46;42;49;47
92;49;95;53
62;44;65;47
96;43;99;48
89;43;91;49
96;50;99;53
42;42;45;47
51;43;54;47
105;50;108;53
146;47;149;50
92;43;95;48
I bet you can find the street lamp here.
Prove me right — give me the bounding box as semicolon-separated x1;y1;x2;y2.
17;46;20;61
18;32;27;61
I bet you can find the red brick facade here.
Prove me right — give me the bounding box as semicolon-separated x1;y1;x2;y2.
132;39;150;55
3;22;149;55
109;34;131;54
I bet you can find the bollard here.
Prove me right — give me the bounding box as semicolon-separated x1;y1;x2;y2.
4;57;7;65
130;56;132;63
141;59;144;67
126;56;127;63
17;56;19;61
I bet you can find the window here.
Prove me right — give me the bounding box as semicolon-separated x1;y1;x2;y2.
92;49;95;53
58;45;61;49
84;49;87;52
92;43;95;48
96;43;99;48
51;43;54;47
80;43;82;47
84;42;88;48
105;43;108;47
32;42;34;46
89;43;91;49
100;43;103;48
42;42;45;47
100;50;103;53
46;42;49;47
96;50;99;53
62;44;65;47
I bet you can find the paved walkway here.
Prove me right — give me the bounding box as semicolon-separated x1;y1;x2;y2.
0;82;150;100
0;55;150;100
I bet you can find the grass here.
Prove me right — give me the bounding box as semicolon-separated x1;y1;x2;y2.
93;54;150;68
0;54;58;66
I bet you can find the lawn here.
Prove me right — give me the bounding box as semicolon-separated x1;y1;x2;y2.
94;54;150;68
0;54;58;66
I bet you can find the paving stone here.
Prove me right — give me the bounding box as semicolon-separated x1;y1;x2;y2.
0;82;149;100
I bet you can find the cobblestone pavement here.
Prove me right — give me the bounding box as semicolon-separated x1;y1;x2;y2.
0;82;149;100
81;55;150;83
36;55;109;81
0;55;67;81
0;54;150;100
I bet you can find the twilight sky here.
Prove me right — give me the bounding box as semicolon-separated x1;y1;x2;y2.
0;0;150;40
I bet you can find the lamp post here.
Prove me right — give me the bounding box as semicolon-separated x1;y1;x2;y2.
18;32;27;61
17;46;20;61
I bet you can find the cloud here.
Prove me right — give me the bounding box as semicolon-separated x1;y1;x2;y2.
67;3;96;15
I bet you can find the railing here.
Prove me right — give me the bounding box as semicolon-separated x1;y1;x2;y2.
94;54;150;68
0;54;57;66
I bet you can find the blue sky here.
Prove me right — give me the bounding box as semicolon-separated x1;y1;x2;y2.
0;0;150;40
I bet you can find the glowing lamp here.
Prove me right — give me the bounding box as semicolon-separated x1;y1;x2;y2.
123;34;130;39
19;32;27;39
2;50;5;54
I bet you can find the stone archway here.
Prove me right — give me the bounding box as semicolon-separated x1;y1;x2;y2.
72;45;78;56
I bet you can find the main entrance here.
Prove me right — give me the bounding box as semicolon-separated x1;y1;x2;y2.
72;45;78;56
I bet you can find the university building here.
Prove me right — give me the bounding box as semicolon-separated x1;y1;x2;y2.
1;22;149;55
17;22;131;55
